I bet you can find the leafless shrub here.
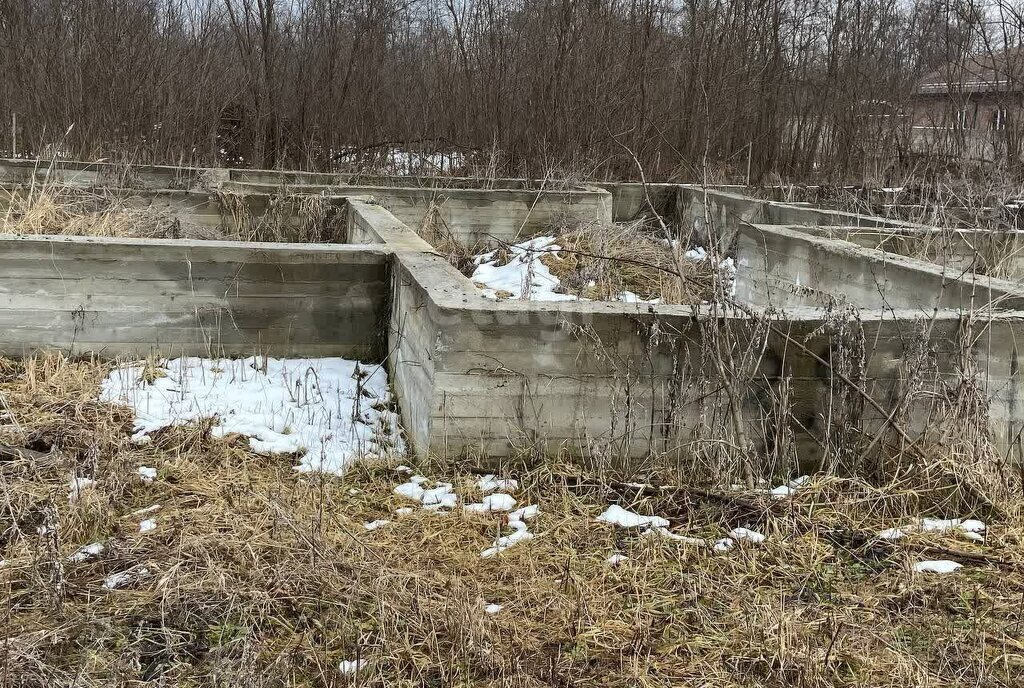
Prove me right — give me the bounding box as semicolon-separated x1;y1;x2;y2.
2;0;1020;181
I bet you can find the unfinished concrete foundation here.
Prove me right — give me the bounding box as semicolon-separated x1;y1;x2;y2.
1;158;1021;474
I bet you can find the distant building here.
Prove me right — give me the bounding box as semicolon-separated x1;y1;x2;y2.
910;47;1023;161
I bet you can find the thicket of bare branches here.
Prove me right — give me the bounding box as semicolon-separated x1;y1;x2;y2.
0;0;1021;181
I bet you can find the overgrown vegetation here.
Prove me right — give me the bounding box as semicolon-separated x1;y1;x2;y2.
418;211;725;303
0;184;346;243
1;353;1022;686
1;1;1022;182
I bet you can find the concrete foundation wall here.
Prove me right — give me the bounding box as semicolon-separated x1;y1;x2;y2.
360;205;1023;468
0;159;227;190
0;186;349;243
385;244;1024;468
3;158;1023;473
802;226;1024;282
735;223;1024;311
0;235;389;359
223;181;613;245
676;186;917;252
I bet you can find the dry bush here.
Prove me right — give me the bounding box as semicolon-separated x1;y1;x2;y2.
216;190;346;243
0;185;212;239
546;219;719;303
416;200;483;275
422;215;723;304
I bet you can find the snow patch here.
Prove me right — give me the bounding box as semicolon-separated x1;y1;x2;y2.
100;357;403;476
68;475;95;503
68;542;104;562
644;528;708;546
103;566;150;589
729;527;766;544
395;479;459;510
477;474;519;493
338;659;366;674
769;475;811;498
465;493;517;513
713;538;735;553
139;519;156;533
913;560;962;574
470;237;660;303
879;517;986;540
596;505;669;529
138;466;157;482
481;528;534;558
509;504;539;521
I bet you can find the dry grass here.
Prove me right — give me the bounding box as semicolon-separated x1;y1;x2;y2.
1;353;1022;686
216;190;347;243
421;215;722;304
543;220;718;303
0;183;345;244
0;185;211;239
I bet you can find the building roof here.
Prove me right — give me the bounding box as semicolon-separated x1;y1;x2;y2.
916;46;1024;95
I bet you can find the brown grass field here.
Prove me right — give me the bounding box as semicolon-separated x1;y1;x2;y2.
1;354;1022;686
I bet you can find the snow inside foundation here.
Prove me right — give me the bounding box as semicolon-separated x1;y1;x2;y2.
469;236;736;303
100;356;404;475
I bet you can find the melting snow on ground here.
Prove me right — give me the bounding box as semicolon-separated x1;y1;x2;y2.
68;475;95;503
103;566;150;590
68;542;104;562
469;237;737;303
471;236;580;302
465;493;517;513
100;357;404;475
384;472;540;557
596;505;670;529
878;517;986;541
913;560;962;574
597;504;765;553
478;474;519;492
338;659;367;674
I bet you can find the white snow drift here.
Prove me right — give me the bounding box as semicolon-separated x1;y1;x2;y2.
101;356;404;475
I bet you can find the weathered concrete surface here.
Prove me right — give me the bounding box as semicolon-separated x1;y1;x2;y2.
223;180;613;245
385;236;1024;469
347;199;434;250
0;235;390;359
799;225;1024;282
0;185;348;242
3;159;1023;474
736;223;1024;311
364;206;1023;470
0;158;227;190
677;186;917;251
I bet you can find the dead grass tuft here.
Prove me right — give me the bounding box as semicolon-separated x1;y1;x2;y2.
0;185;211;239
548;219;717;303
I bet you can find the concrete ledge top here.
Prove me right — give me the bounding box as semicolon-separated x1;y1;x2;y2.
813;225;1024;237
223;179;613;199
748;222;1024;297
0;232;393;255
